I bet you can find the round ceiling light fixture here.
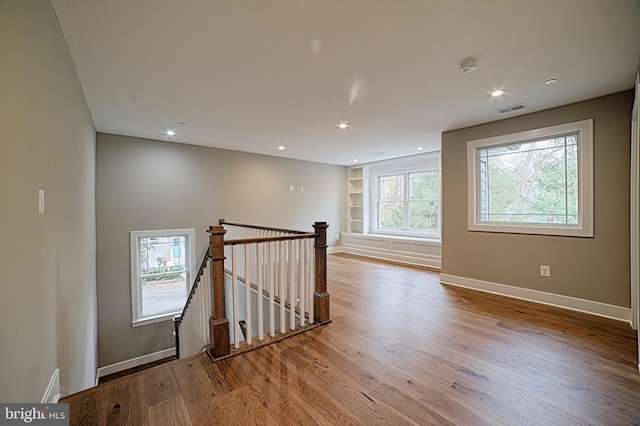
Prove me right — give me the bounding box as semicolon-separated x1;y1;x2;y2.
460;58;477;73
544;78;558;85
491;89;505;97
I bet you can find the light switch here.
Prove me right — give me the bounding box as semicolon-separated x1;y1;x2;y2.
38;189;45;214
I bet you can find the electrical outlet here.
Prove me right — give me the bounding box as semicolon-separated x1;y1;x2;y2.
540;265;551;277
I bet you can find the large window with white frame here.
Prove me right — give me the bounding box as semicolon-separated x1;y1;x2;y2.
130;229;196;326
369;152;441;239
467;119;593;237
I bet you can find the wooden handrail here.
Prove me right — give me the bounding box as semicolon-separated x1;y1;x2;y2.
223;233;315;246
219;219;309;235
173;246;210;359
174;247;210;328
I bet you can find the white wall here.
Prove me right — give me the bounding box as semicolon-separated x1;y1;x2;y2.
0;0;97;402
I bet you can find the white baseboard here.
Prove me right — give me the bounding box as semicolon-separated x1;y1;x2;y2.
440;274;632;324
95;347;176;385
41;368;60;403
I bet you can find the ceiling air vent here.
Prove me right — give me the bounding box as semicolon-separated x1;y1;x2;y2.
496;103;527;114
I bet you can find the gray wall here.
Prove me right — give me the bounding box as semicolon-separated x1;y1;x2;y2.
442;91;633;308
96;133;346;366
0;0;97;402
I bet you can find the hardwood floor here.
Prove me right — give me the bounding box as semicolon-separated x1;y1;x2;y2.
62;253;640;425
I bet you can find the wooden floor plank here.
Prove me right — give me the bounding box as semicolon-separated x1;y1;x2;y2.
147;395;193;426
207;386;280;426
277;339;417;425
267;394;326;426
66;392;100;426
62;253;640;425
229;343;363;424
143;362;180;407
97;375;149;426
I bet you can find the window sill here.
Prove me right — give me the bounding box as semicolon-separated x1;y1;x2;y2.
468;222;593;238
132;312;179;328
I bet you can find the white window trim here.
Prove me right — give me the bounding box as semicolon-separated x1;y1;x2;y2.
130;228;196;327
467;119;593;237
368;152;441;240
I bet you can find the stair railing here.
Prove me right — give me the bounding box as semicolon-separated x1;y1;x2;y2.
210;219;330;359
174;219;330;360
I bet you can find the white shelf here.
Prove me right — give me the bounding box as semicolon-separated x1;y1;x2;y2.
347;166;366;233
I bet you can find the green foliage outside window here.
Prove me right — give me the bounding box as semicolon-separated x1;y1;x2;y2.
378;170;439;232
141;266;186;283
481;135;578;224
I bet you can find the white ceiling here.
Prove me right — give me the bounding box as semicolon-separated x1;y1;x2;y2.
51;0;640;166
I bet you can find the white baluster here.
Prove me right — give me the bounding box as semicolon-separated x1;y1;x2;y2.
232;245;240;349
289;239;296;331
257;242;264;341
204;262;212;352
280;241;286;333
268;241;275;337
244;243;252;345
299;239;305;327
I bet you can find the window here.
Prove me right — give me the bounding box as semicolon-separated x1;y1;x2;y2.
467;119;593;237
370;153;441;239
130;229;196;326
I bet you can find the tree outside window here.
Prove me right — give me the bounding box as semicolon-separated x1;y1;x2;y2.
467;119;593;237
377;170;439;233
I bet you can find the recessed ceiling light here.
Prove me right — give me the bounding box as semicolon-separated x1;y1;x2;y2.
491;89;505;97
417;146;423;151
544;78;557;85
352;159;358;163
165;130;176;136
337;121;349;130
278;144;286;151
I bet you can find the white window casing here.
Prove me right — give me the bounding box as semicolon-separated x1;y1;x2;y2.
467;119;593;237
368;152;441;240
130;228;196;327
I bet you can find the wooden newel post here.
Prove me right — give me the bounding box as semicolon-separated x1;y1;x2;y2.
313;222;330;323
208;225;230;358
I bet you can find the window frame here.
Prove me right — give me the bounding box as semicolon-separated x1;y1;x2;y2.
130;228;196;327
467;119;594;237
369;152;441;239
